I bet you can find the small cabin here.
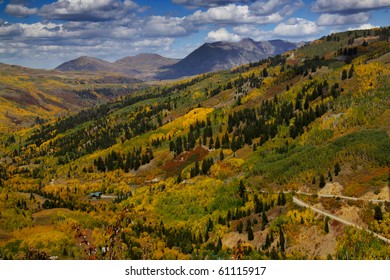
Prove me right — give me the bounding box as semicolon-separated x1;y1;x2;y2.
89;192;102;199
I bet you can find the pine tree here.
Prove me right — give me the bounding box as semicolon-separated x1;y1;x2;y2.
262;67;268;77
248;226;254;241
264;234;270;249
374;205;383;221
334;162;341;176
169;140;175;151
219;149;224;161
262;210;268;230
319;174;326;188
254;195;263;213
215;137;221;149
341;69;348;80
216;237;222;252
237;221;243;233
208;137;214;149
177;173;182;184
324;217;330;234
348;64;354;79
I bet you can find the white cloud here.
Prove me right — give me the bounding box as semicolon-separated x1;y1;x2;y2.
317;12;371;26
142;16;190;37
205;28;241;42
0;22;22;37
4;0;140;21
251;0;303;16
233;25;270;41
5;4;38;18
187;4;283;24
312;0;390;13
39;0;139;21
172;0;251;8
274;18;322;37
131;38;174;48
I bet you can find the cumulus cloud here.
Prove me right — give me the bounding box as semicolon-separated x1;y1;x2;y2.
172;0;253;8
312;0;390;13
131;38;174;48
233;25;270;40
0;21;23;37
187;3;283;24
251;0;303;16
39;0;138;21
317;12;370;26
205;28;241;42
274;18;322;37
142;16;191;37
5;4;38;18
4;0;138;21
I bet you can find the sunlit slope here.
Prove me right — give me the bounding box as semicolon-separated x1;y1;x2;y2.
0;27;389;260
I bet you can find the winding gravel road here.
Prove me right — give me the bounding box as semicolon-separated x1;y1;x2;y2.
292;196;390;244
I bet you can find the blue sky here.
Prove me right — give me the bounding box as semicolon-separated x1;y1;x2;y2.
0;0;389;69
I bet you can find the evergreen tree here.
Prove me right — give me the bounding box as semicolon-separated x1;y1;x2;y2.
96;156;105;172
215;137;221;149
209;137;214;149
264;234;270;249
194;161;200;176
169;140;175;152
177;173;182;184
348;64;354;78
324;217;330;234
254;195;263;213
334;162;341;176
237;221;244;233
374;205;383;221
262;210;268;230
219;149;224;161
216;237;222;252
341;69;348;80
248;226;254;241
262;67;268;77
319;174;326;188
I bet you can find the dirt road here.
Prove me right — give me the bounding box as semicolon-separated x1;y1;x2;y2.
292;196;390;244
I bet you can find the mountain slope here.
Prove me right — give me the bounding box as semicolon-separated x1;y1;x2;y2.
157;38;300;79
56;56;115;72
0;63;140;131
1;27;390;261
113;53;179;80
55;39;299;80
55;53;179;80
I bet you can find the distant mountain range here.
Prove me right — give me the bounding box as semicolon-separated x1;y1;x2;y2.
56;54;179;80
56;39;302;80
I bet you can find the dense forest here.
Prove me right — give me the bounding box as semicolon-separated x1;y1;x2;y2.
0;27;389;260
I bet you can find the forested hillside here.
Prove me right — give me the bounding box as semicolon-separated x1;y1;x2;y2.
0;64;141;132
0;27;389;260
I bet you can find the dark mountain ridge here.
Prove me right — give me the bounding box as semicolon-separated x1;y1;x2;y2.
158;38;300;79
55;38;301;80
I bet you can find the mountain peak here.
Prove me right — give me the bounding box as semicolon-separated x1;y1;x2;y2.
55;56;113;72
55;39;300;80
157;38;300;79
239;38;256;44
